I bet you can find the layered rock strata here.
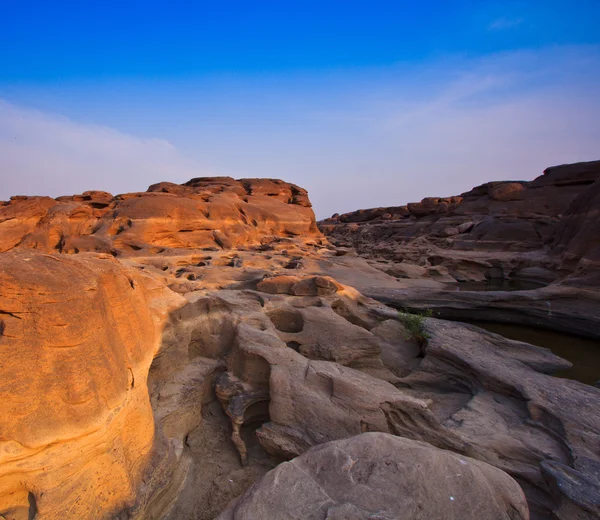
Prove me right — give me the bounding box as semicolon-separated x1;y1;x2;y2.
0;252;182;519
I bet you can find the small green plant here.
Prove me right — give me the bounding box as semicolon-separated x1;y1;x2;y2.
397;309;432;345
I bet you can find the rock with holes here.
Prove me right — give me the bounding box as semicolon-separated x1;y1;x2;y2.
0;177;322;256
216;432;530;520
221;313;466;461
196;287;599;520
257;275;343;296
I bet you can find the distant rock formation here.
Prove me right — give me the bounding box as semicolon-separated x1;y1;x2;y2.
320;160;600;338
322;160;600;256
552;176;600;283
0;177;320;255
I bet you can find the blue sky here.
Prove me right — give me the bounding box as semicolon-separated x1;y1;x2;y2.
1;1;600;217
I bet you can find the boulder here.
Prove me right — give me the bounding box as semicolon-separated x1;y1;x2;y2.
488;182;526;201
217;433;529;520
257;275;302;294
290;275;343;296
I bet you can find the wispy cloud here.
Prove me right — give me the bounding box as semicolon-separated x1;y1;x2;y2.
0;100;204;200
488;17;524;31
0;46;599;219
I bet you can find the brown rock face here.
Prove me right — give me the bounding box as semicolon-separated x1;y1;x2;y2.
488;182;526;201
0;177;321;255
407;196;463;217
217;433;530;520
0;252;182;519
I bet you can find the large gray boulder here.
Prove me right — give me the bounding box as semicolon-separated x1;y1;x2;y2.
217;432;529;520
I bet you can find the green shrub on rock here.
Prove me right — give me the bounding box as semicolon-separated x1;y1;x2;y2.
397;309;432;345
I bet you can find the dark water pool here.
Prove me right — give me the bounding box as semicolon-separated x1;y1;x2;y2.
450;279;547;292
468;321;600;386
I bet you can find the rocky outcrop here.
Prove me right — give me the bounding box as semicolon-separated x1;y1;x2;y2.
322;160;600;257
103;238;595;519
1;173;599;520
0;177;321;256
320;160;600;337
552;178;600;282
171;276;595;520
217;432;530;520
0;251;182;519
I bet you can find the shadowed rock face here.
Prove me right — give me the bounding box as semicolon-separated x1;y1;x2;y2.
165;280;595;520
552;179;600;281
320;161;600;338
0;173;599;520
0;177;321;255
321;160;600;260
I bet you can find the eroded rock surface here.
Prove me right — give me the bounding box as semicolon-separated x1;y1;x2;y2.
0;251;182;519
0;177;320;255
320;160;600;338
1;174;598;520
217;432;530;520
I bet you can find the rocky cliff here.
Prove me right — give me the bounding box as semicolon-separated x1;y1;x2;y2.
0;174;598;520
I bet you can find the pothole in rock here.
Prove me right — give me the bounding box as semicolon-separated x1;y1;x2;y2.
266;308;305;333
286;341;302;352
188;315;237;360
331;299;373;330
165;401;278;520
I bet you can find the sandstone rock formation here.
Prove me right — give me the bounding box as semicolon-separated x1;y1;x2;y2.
217;432;530;520
0;173;598;520
320;160;600;338
0;252;182;519
0;177;320;256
